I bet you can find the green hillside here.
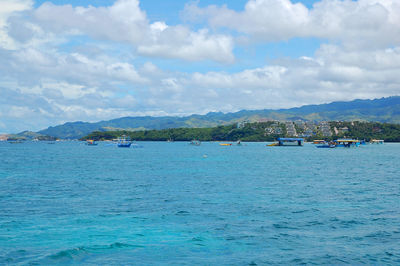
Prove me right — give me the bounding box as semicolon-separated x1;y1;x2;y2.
82;121;400;142
38;96;400;139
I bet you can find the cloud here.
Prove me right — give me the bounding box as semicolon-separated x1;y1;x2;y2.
0;0;33;49
146;44;400;112
21;0;234;63
137;26;234;63
32;0;147;43
184;0;400;49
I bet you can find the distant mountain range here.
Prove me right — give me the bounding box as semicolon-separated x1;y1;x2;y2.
36;96;400;139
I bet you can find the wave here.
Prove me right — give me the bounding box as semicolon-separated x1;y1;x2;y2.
39;242;142;263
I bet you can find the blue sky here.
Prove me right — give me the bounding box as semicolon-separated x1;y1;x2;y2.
1;0;399;133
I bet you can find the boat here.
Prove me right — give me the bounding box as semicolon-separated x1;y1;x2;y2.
86;139;98;146
313;140;326;144
267;143;279;146
189;140;201;146
316;141;336;148
333;139;360;147
220;143;232;146
117;135;132;148
370;139;384;144
269;138;304;146
236;140;242;146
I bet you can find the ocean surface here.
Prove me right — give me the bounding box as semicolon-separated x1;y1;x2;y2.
0;141;399;265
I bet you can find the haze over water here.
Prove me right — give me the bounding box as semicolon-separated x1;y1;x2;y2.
1;141;399;264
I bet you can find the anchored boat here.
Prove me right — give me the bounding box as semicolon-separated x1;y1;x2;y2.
333;139;360;147
117;135;132;148
220;143;232;146
189;140;201;146
370;139;384;144
316;141;336;148
86;139;98;146
268;138;304;146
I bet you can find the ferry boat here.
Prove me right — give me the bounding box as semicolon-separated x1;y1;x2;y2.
334;139;360;147
273;138;304;146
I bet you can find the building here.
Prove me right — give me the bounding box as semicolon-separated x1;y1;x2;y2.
320;121;333;137
285;121;297;137
237;120;250;129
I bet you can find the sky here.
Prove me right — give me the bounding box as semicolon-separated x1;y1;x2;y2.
1;0;400;133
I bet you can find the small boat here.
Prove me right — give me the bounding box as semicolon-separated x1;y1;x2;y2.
86;139;98;146
117;135;132;148
220;143;232;146
189;140;201;146
316;141;336;148
313;140;326;144
236;140;242;146
267;143;279;146
370;139;384;144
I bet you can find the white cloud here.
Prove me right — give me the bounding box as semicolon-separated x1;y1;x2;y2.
26;0;234;63
0;0;32;49
137;27;234;63
33;0;147;43
184;0;400;48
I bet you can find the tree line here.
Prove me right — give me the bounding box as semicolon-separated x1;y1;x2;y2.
81;121;400;142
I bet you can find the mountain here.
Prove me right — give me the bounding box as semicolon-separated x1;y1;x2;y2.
38;96;400;139
6;131;57;141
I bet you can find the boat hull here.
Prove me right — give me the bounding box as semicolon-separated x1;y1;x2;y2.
118;143;131;148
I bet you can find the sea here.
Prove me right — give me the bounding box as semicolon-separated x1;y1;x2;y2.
0;141;399;265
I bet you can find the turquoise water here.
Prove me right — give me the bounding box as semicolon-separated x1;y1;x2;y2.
1;141;399;264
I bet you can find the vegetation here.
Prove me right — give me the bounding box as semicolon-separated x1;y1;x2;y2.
82;121;400;142
83;122;281;142
8;131;57;141
329;121;400;142
40;96;400;139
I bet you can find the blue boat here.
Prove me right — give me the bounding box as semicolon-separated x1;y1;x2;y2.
334;139;360;147
276;138;304;146
117;135;132;148
316;141;336;148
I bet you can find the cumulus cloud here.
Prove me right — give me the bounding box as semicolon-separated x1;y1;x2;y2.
0;0;33;49
32;0;147;43
20;0;234;63
184;0;400;48
137;26;234;63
